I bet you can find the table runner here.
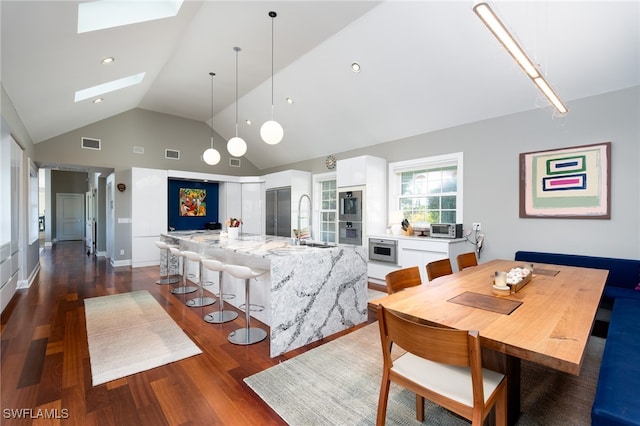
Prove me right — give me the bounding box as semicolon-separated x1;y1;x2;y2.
448;291;522;315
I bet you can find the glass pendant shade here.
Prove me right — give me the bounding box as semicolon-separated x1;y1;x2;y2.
203;146;220;165
227;136;247;157
260;120;284;145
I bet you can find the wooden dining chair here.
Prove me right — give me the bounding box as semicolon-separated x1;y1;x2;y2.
384;266;422;294
376;304;507;426
425;258;453;281
456;252;478;271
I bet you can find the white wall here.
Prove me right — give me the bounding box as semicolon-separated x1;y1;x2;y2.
265;87;640;261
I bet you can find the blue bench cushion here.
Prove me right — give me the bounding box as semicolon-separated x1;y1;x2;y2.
592;298;640;425
514;251;640;304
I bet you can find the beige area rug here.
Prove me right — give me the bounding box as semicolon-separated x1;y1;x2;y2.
245;322;604;425
85;290;202;386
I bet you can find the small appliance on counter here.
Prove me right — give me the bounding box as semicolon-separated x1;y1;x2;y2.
430;223;463;239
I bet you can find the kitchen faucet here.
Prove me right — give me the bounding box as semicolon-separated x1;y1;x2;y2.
297;194;311;245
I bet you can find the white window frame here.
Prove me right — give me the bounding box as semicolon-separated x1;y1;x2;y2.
312;172;337;243
388;152;464;224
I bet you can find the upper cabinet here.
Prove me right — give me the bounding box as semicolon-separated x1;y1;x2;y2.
336;155;386;188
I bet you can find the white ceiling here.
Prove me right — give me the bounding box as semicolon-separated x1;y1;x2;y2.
2;1;639;171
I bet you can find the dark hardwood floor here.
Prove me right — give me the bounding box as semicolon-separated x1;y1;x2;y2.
1;241;375;425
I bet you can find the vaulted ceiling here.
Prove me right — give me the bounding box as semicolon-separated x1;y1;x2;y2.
2;1;638;170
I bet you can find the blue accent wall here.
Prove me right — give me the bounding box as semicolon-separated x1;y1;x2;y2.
168;179;219;231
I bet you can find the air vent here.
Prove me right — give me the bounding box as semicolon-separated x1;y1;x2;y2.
165;149;180;160
133;146;144;154
81;137;101;150
229;158;241;167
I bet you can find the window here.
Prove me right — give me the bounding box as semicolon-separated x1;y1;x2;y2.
313;173;337;243
389;153;463;225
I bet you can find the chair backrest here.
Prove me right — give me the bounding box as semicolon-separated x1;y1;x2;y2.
377;304;485;404
426;258;453;281
385;266;422;294
456;252;478;271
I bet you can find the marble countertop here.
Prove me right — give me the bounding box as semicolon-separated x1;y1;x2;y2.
164;230;342;259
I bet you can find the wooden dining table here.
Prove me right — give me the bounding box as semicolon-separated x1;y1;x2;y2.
372;258;608;425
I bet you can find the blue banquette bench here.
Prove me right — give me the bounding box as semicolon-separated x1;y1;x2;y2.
514;251;640;426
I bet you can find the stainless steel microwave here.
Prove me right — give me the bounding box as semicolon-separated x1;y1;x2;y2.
430;223;463;239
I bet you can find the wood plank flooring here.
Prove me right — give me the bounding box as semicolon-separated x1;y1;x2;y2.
1;241;374;425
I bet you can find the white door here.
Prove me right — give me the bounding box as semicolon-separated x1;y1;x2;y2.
85;191;94;254
56;193;84;241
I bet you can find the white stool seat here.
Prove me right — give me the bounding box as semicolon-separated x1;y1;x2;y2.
201;259;238;324
155;241;180;285
169;247;198;295
225;264;268;345
182;251;215;308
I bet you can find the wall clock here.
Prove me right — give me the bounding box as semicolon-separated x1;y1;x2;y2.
325;155;336;170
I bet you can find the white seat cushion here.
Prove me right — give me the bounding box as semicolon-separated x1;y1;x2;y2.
391;352;504;406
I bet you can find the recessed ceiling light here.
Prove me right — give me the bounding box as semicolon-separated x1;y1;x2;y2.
93;98;104;104
101;57;115;64
245;119;252;125
285;97;294;104
75;72;145;102
351;62;361;73
78;0;184;33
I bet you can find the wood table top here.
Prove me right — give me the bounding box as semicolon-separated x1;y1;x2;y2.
372;259;608;375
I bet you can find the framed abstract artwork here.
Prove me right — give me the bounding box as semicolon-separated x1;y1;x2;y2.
179;188;206;217
519;142;611;219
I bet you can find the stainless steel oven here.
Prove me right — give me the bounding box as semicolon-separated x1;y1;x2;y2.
339;190;363;222
368;238;398;264
338;221;362;245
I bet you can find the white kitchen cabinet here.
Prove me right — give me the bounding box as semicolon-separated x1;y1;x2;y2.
131;167;168;267
336;155;386;188
241;182;264;235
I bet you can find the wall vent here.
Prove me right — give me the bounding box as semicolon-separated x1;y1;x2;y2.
133;146;145;154
229;158;241;167
165;149;180;160
81;137;101;150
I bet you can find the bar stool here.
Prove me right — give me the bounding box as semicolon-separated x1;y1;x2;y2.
225;264;268;345
201;259;238;324
182;251;216;308
169;247;198;295
155;241;180;285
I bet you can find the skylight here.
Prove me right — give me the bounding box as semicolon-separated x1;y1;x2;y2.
77;0;184;33
74;72;146;102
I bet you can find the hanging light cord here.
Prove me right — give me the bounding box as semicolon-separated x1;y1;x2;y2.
270;11;275;118
210;72;215;149
234;47;240;137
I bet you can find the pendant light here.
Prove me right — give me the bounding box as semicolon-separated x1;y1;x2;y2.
260;11;284;145
227;46;247;157
203;72;221;165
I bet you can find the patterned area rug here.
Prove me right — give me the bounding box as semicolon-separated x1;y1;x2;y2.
245;322;603;425
85;290;202;386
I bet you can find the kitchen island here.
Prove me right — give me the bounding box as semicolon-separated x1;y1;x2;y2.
162;231;368;357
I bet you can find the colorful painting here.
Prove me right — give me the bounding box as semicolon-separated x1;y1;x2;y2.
179;188;206;217
519;142;611;219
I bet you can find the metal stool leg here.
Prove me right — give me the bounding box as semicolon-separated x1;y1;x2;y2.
228;278;267;345
186;259;215;308
171;250;197;295
204;270;238;324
